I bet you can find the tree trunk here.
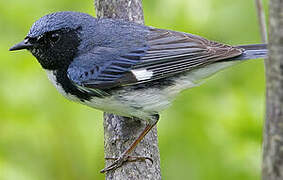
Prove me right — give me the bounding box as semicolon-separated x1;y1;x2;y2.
94;1;161;179
262;0;283;179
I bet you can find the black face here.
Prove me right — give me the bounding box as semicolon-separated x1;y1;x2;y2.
12;28;81;70
30;28;82;70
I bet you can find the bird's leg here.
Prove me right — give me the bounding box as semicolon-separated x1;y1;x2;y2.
100;115;159;173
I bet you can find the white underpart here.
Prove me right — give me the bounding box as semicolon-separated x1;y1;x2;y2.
46;70;62;92
131;69;153;81
44;61;239;121
45;70;79;101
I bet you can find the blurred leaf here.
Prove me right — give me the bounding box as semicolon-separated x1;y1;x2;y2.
1;0;265;179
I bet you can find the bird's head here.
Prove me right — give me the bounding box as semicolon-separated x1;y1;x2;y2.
10;12;95;70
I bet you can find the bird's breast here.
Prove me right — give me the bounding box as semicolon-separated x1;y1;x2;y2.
45;70;81;101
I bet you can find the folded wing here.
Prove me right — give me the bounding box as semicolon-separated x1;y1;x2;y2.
67;28;243;90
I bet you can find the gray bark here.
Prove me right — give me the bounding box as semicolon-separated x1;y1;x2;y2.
94;1;161;179
95;0;144;25
262;0;283;179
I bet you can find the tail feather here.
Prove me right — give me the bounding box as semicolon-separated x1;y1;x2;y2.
229;44;268;61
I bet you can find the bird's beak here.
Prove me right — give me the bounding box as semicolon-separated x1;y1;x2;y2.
9;38;33;51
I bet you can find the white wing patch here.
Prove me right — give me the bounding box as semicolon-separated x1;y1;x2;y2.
131;69;153;81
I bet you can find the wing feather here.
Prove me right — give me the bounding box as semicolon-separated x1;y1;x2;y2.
131;28;243;82
68;27;243;90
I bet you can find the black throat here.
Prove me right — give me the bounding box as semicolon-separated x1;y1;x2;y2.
52;68;93;101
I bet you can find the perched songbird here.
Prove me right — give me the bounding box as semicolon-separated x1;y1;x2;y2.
10;11;267;173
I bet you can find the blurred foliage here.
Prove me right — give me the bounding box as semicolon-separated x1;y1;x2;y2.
0;0;268;179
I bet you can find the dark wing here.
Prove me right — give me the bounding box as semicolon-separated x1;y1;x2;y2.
67;46;147;90
68;28;243;90
131;28;243;83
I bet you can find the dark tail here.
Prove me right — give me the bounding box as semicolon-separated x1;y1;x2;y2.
230;44;268;61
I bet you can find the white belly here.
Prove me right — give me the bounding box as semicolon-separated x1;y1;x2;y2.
45;70;171;120
45;61;236;120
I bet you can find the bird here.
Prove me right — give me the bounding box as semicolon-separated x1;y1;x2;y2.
9;11;267;173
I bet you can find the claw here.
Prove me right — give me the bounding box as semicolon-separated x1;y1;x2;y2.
100;155;126;173
100;155;153;173
100;120;159;173
104;157;117;161
127;156;153;164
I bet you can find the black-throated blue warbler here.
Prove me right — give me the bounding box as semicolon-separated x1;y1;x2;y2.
10;11;267;173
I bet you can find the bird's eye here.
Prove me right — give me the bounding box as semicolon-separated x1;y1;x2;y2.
28;37;37;44
37;35;44;42
50;33;60;43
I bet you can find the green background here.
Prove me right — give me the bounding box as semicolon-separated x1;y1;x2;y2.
0;0;267;179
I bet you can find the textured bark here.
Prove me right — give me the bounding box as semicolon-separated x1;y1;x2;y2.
262;0;283;179
95;0;144;24
94;1;161;179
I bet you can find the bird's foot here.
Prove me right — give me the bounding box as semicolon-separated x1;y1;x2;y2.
100;155;153;173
